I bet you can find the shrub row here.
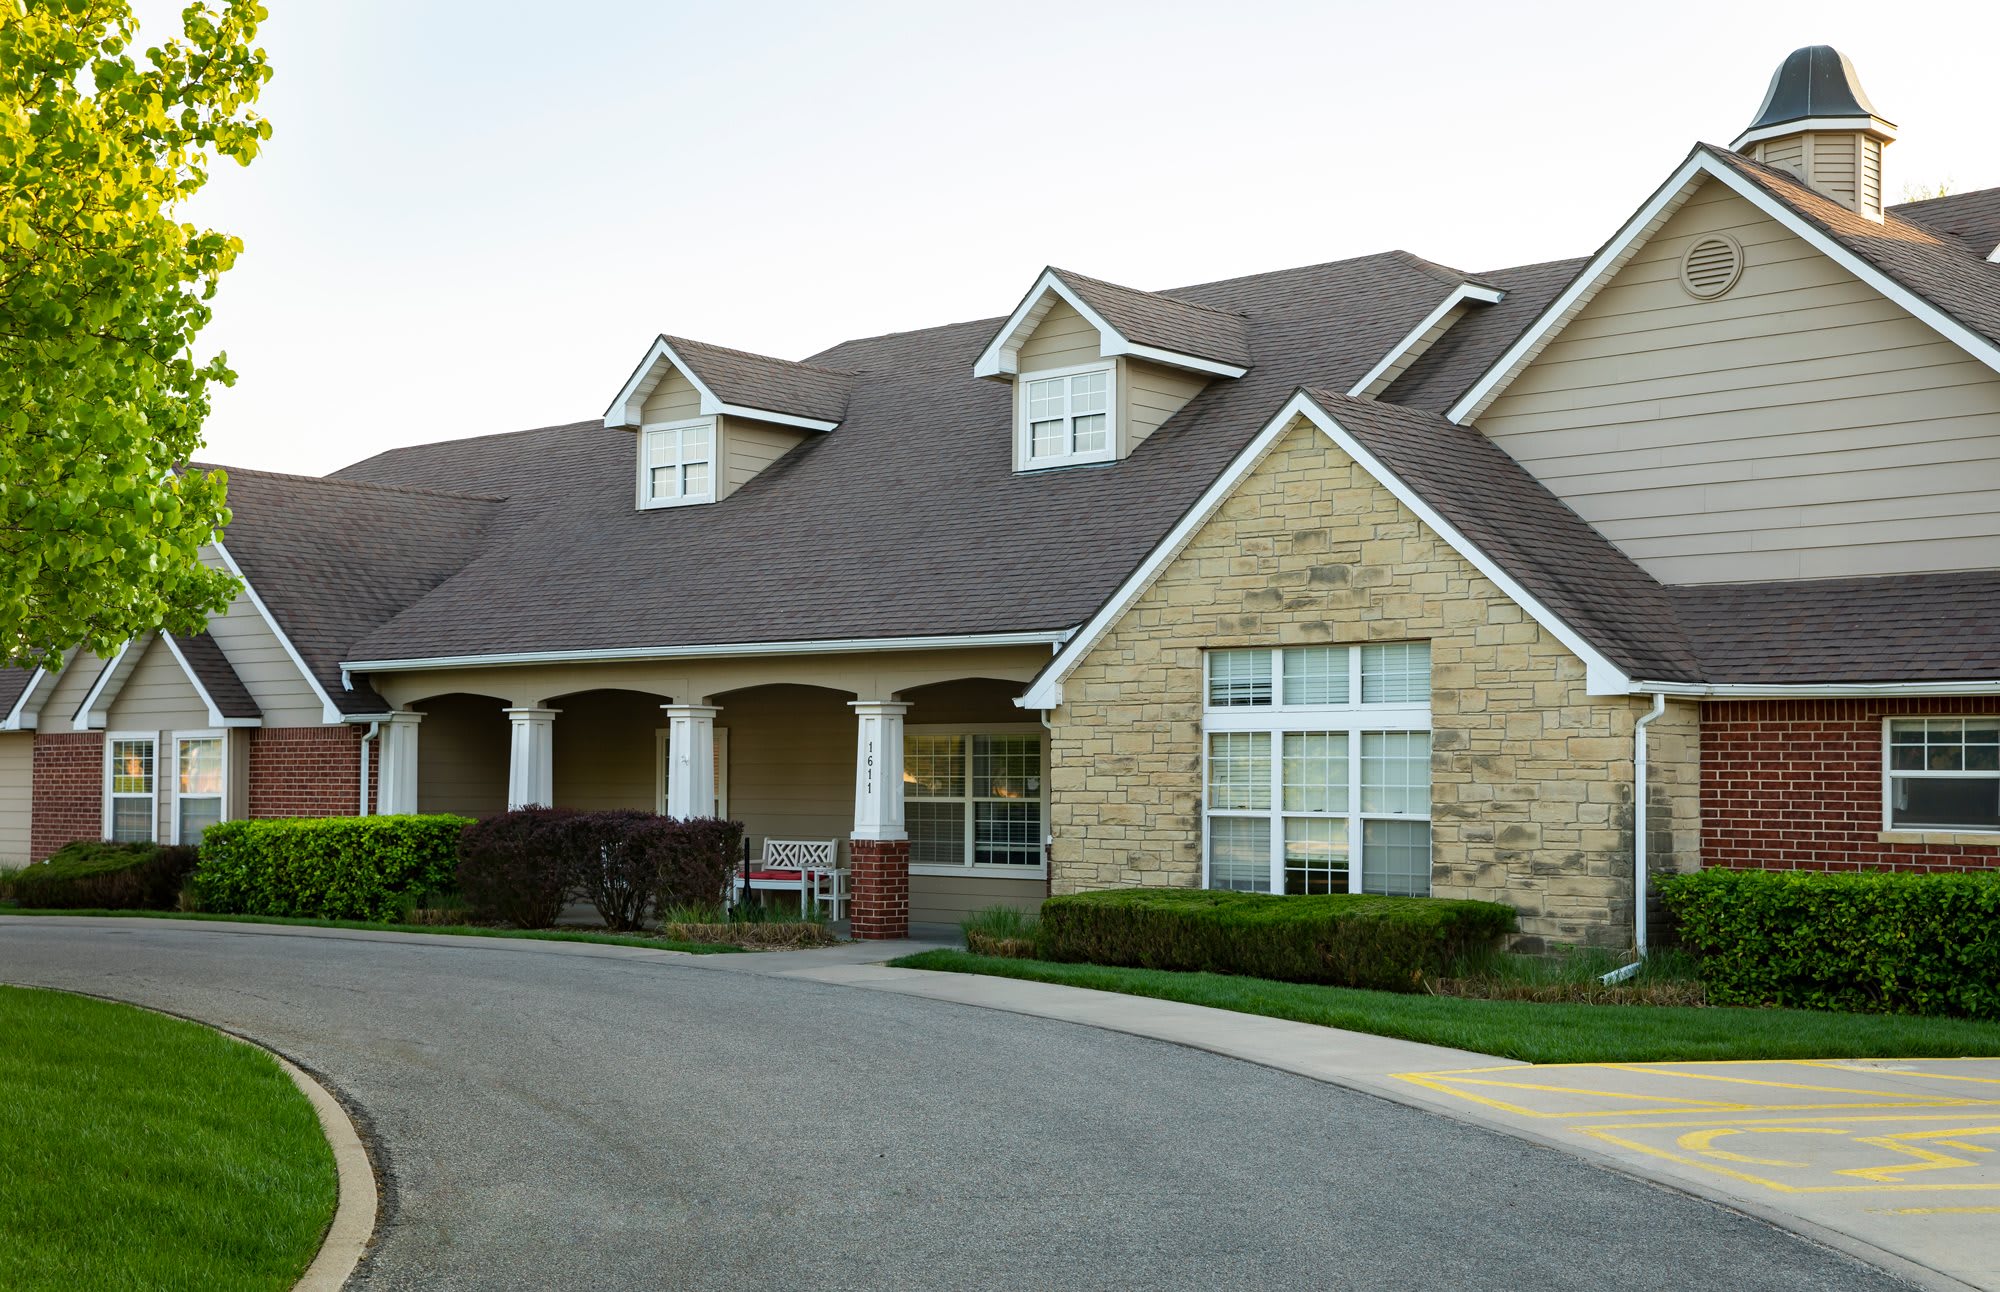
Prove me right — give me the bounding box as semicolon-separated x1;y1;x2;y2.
1658;868;2000;1019
4;841;199;910
457;809;741;930
193;816;469;922
1036;889;1516;992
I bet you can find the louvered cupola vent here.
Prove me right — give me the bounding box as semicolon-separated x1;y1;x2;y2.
1680;235;1743;299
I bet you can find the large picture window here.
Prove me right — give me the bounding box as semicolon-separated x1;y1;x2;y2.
1017;364;1114;470
1203;644;1433;896
1886;717;2000;832
905;728;1046;873
639;417;715;507
106;734;157;844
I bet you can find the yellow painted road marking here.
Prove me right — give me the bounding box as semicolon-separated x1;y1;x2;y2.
1676;1126;1843;1168
1799;1062;2000;1088
1871;1205;2000;1215
1598;1064;1920;1097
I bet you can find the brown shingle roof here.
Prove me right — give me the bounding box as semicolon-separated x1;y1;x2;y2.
0;666;33;720
659;335;855;425
1378;257;1587;412
1670;573;2000;684
166;631;261;720
1046;268;1253;369
1892;185;2000;261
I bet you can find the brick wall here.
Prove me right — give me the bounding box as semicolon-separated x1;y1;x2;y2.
1702;698;2000;872
248;725;375;819
1050;417;1696;948
30;731;103;861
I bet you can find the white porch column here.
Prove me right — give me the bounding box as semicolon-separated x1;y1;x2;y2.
849;700;909;841
504;707;559;810
376;711;424;816
661;704;720;818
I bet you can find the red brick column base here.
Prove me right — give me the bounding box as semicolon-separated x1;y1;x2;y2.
31;732;105;861
848;838;910;940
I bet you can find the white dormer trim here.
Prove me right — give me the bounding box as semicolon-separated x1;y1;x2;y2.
603;336;840;433
1346;283;1506;399
2;666;55;731
158;633;263;728
1731;115;1897;151
1446;148;2000;425
973;269;1249;380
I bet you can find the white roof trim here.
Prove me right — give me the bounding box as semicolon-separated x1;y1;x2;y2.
1017;392;1634;710
1;666;52;731
972;269;1249;380
1448;148;2000;424
158;633;262;729
342;629;1074;675
211;540;347;724
1346;283;1505;399
1731;116;1896;150
1638;679;2000;699
602;336;840;432
72;637;139;731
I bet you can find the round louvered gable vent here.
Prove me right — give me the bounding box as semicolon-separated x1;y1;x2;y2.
1681;234;1744;299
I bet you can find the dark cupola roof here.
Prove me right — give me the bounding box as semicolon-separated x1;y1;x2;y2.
1733;46;1895;149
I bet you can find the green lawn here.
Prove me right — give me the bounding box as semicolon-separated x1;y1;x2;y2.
0;986;337;1290
890;949;2000;1064
0;907;742;953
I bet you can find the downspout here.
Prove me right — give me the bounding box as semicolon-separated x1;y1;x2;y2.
1600;692;1667;985
359;721;381;817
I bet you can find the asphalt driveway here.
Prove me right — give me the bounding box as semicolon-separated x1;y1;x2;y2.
0;919;1915;1292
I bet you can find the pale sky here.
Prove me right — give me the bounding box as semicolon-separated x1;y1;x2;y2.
132;0;1994;477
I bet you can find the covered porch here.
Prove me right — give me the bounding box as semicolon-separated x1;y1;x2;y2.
365;646;1054;937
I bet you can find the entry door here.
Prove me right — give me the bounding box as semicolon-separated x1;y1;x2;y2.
655;728;729;817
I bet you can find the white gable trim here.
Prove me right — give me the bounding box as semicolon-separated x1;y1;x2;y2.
1731;116;1895;150
602;336;840;432
972;269;1249;381
211;541;347;724
1017;392;1634;710
158;633;262;729
1447;149;2000;424
1;666;53;731
72;638;140;731
1346;283;1506;399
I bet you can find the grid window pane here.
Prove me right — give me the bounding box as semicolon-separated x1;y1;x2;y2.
1281;732;1348;813
682;461;710;497
904;735;965;799
1208;650;1272;707
974;801;1042;865
1360;732;1431;814
1028;378;1063;420
1208;731;1271;812
1284;817;1349;894
1361;820;1431;896
111;798;153;844
179;738;223;796
646;429;671;467
973;735;1041;799
1070;370;1108;413
110;739;154;795
681;424;711;460
1072;413;1107;454
1208;816;1270;892
179;796;222;846
1361;642;1431;704
1282;647;1350;706
650;464;677;498
908;800;965;867
1031;419;1064;458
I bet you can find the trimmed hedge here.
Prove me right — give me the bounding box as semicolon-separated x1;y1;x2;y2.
1037;889;1516;991
1658;868;2000;1019
458;809;745;930
6;841;198;910
193;815;470;922
457;808;575;929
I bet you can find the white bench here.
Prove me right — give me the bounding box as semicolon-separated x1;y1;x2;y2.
738;838;847;921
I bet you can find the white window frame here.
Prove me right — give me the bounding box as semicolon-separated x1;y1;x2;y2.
1201;647;1433;896
905;723;1049;877
170;728;228;846
1880;716;2000;834
654;727;730;817
636;416;718;509
103;730;159;845
1014;361;1117;471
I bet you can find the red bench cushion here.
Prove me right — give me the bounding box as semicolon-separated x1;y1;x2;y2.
746;869;805;882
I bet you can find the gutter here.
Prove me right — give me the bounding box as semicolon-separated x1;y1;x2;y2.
1631;679;2000;699
1601;692;1667;985
341;629;1074;678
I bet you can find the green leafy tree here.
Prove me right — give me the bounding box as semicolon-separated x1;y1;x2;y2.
1;1;271;669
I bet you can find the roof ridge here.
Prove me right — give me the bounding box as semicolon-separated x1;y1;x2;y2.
1156;248;1453;298
1386;249;1484;289
329;420;614;477
198;460;510;503
1889;183;2000;215
663;333;858;378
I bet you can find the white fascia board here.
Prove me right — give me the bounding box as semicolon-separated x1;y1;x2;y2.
1017;391;1634;710
1988;244;2000;266
158;633;261;729
972;269;1246;380
1;666;50;730
1346;284;1506;399
1635;679;2000;699
210;540;347;724
605;336;838;432
1110;341;1248;380
1450;149;2000;424
341;629;1074;675
72;638;138;731
1731;116;1896;150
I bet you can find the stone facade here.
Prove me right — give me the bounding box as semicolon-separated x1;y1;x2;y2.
30;731;104;861
1048;418;1696;948
1703;698;2000;872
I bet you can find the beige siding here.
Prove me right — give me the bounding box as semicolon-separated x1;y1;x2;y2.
719;417;809;499
1018;299;1103;371
910;873;1042;925
0;733;30;864
720;685;851;855
104;636;212;731
551;690;659;811
198;546;326;727
1808;133;1860;210
640;369;703;423
1860;137;1883;217
1122;358;1209;453
415;693;509;817
1757;135;1804;179
35;648;107;737
1478;178;2000;584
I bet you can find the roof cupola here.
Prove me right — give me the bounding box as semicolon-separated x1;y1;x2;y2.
1732;46;1895;221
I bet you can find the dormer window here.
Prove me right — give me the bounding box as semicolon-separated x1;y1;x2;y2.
640;418;715;508
1020;364;1115;469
